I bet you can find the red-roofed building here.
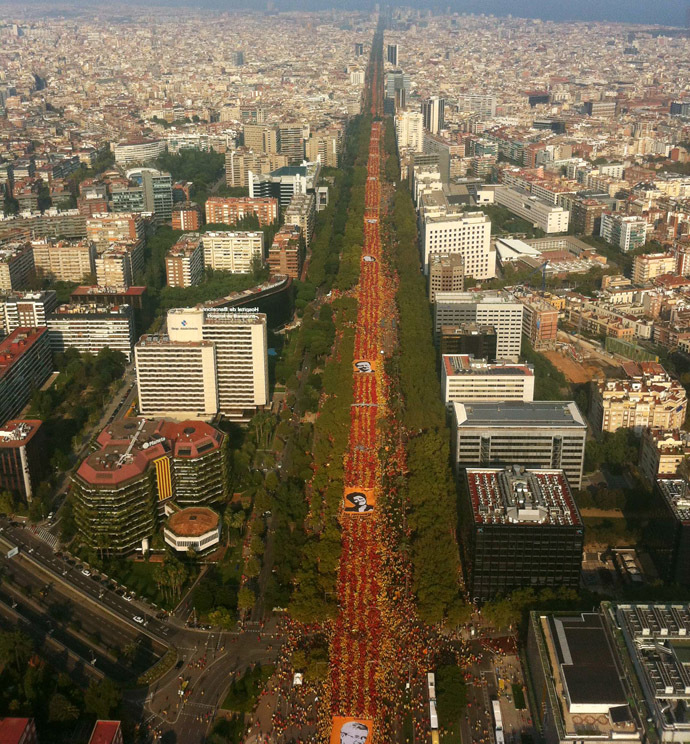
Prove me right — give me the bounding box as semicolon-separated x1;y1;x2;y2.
0;718;37;744
0;328;52;426
0;420;45;503
87;721;122;744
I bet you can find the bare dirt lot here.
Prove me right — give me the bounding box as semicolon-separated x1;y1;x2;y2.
543;350;605;384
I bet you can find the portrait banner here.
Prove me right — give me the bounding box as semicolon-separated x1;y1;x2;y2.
343;488;376;515
353;359;376;374
330;717;374;744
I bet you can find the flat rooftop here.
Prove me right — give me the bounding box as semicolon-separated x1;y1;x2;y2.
466;466;581;526
443;355;533;378
0;419;42;446
0;327;48;378
454;400;586;428
656;478;690;523
88;721;121;744
435;290;518;305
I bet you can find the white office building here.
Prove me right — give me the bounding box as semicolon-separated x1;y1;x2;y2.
421;210;495;279
203;231;264;273
46;303;135;360
434;290;523;362
441;355;535;405
395;111;425;153
494;186;569;234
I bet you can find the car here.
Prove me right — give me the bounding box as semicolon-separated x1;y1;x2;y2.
81;569;91;577
133;615;144;624
123;594;133;602
61;569;68;576
28;547;34;554
47;512;54;521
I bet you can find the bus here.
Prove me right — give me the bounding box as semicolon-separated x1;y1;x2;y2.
492;699;505;744
427;672;439;739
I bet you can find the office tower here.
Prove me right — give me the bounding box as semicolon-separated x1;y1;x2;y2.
224;148;288;188
434;291;523;361
284;192;316;248
162;308;268;419
232;50;244;66
462;466;583;601
428;254;464;301
47;303;135;360
165;233;205;288
202;231;264;273
421;210;494;278
72;418;227;554
0;420;45;503
249;162;319;208
600;213;647;252
493;186;570;234
243;124;279;155
421;96;445;134
354;42;364;56
267;225;302;279
385;70;411;110
30;239;96;283
0;244;35;291
452;401;587;488
0;328;52;425
441;355;535;405
591;363;687;434
457;93;496;119
648;478;690;586
439;323;498;358
112;169;173;222
86;213;145;249
395;111;425;153
0;290;58;334
305;130;341;168
205;196;278;227
171;202;202;231
387;43;398;66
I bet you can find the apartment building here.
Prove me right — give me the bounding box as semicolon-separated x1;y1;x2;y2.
520;295;559;349
202;231;264;273
428;253;464;301
95;241;144;289
267;225;302;279
395;110;425;153
571;197;606;235
204;196;278;227
135;335;219;419
46;303;135;361
171;202;202;231
457;93;496;119
600;213;647;252
0;327;52;425
305;130;341;168
0;419;45;503
30;238;96;283
434;291;523;362
420;206;495;278
112;138;165;166
165;233;205;288
632;252;677;285
591;362;688;434
452;400;587;488
85;213;145;249
441;354;535;404
224;148;288;188
284;192;316;248
0;243;35;291
0;290;58;334
639;428;690;485
494;186;570;234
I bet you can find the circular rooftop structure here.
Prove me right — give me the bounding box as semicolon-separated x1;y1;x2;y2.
166;507;219;538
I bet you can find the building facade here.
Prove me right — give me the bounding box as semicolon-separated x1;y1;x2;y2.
165;233;205;288
428;253;464;301
30;239;96;283
600;213;647;252
202;231;264;273
0;419;45;503
0;328;52;425
46;303;135;360
441;355;535;404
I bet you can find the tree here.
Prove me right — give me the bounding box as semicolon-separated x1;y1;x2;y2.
84;678;121;719
237;586;255;612
436;665;467;727
48;692;80;722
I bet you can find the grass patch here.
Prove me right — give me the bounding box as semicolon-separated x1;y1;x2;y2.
105;559;197;610
221;663;275;713
512;683;526;710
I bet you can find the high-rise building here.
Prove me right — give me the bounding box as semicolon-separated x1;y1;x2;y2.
46;303;135;361
441;355;535;404
0;328;52;425
420;208;494;278
165;233;205;288
224;148;288;188
428;254;464;301
395;111;425;153
385;70;411;110
278;125;306;164
72;418;227;554
439;323;498;358
204;196;278;227
0;291;59;335
127;168;173;222
570;198;606;236
86;213;145;249
0;420;45;503
457;93;496;119
284;193;316;248
243;124;279;155
452;400;587;488
591;362;687;434
632;252;676;285
0;244;35;291
600;213;647;252
387;43;398;66
30;239;96;283
267;225;302;279
231;50;244;66
95;241;144;289
648;478;690;586
434;291;523;362
462;466;583;601
354;42;364;57
640;428;690;485
171;202;202;231
494;186;570;234
520;296;559;350
202;231;264;273
249;162;319;208
421;96;445;134
305;130;341;168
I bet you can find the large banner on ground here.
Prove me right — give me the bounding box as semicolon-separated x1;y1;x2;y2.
343;487;376;514
330;717;374;744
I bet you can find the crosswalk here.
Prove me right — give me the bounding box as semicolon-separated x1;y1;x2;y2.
34;526;59;551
